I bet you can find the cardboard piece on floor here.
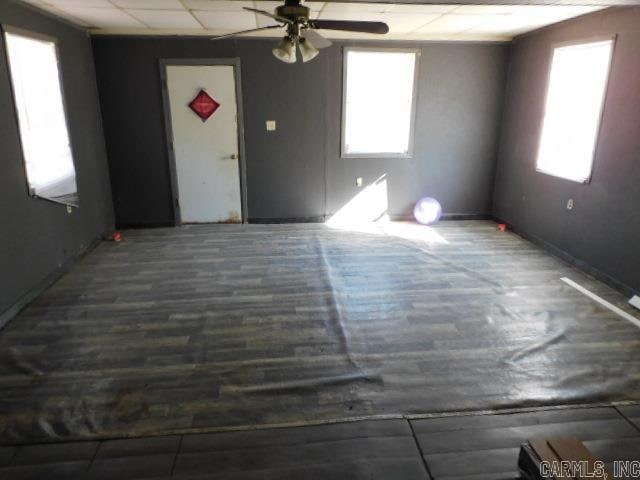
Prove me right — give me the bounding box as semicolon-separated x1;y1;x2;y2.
518;437;612;480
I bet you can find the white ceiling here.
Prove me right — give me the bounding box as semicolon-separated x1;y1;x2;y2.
20;0;605;41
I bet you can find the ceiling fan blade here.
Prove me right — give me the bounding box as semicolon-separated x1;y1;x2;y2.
302;28;332;49
243;7;291;24
210;25;282;41
309;19;389;34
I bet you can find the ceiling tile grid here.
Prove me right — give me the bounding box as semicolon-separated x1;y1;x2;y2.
18;0;605;41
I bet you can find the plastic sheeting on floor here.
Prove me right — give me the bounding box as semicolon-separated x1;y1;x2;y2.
0;221;639;444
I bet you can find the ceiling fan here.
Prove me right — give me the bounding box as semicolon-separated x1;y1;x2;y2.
210;0;389;64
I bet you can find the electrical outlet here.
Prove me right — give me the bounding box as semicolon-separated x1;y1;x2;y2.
356;177;363;187
566;199;574;210
66;205;73;214
265;120;276;131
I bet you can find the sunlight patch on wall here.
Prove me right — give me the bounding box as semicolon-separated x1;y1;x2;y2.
326;174;448;245
327;174;389;228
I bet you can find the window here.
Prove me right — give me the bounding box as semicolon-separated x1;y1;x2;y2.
342;48;418;157
4;29;78;206
536;39;614;183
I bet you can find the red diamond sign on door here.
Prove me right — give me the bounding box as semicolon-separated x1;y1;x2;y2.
188;89;220;121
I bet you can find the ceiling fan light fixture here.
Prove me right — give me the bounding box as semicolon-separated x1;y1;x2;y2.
272;36;297;63
298;37;319;63
212;1;388;64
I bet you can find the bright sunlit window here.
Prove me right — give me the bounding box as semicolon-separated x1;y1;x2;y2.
342;48;418;157
536;39;614;183
4;30;78;206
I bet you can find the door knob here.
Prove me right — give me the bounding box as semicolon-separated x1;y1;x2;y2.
229;154;238;160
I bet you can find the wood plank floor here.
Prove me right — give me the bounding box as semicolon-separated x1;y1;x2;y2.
0;221;639;444
0;406;639;479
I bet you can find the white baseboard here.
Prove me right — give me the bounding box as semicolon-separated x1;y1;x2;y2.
561;277;640;329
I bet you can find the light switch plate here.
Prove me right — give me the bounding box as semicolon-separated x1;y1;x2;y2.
266;120;276;131
356;177;363;187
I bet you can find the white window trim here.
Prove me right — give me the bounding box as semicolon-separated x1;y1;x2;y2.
2;25;78;206
535;36;616;185
341;47;420;159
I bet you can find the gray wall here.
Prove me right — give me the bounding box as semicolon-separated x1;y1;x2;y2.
493;6;640;295
325;42;508;219
0;1;114;319
91;36;508;225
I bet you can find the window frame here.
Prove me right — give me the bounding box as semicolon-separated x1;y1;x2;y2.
535;35;616;185
1;24;79;206
341;46;420;159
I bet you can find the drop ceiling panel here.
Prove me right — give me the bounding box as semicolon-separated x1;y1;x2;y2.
192;10;258;29
317;11;442;33
18;0;607;41
128;9;202;28
110;0;185;9
467;14;550;35
55;7;147;28
182;0;253;11
41;0;114;7
305;2;325;12
517;4;602;19
383;12;443;32
453;5;523;14
253;1;286;27
252;0;284;11
321;2;389;12
385;4;458;14
413;13;489;34
463;4;602;35
20;2;92;26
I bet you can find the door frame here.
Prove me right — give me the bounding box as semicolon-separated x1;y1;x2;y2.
159;58;248;225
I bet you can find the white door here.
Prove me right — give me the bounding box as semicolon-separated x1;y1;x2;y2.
165;65;242;223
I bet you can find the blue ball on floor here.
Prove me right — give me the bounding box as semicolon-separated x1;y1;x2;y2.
414;197;442;225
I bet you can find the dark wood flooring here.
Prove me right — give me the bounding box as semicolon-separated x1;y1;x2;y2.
0;406;639;479
0;221;639;445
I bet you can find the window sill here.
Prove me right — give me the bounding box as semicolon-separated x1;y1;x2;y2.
535;167;591;185
341;152;413;159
